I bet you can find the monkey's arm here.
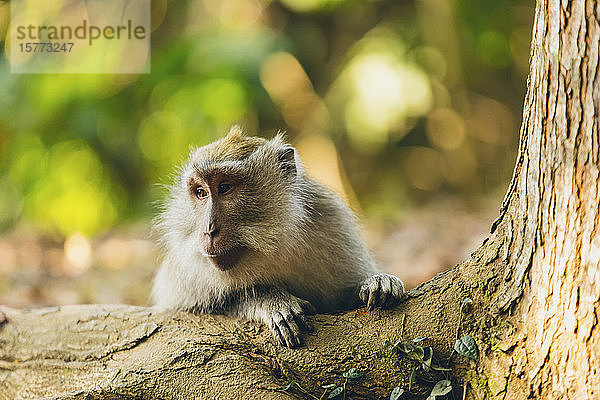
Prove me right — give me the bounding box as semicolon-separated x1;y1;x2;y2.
227;288;315;348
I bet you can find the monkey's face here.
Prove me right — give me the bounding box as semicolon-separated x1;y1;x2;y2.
187;171;249;271
174;128;299;274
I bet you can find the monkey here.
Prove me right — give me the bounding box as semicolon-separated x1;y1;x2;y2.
151;126;406;348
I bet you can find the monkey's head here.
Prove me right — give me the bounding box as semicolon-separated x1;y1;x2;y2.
164;126;305;273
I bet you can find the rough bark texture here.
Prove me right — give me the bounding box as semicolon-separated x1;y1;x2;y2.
0;277;475;400
475;0;600;399
1;0;599;399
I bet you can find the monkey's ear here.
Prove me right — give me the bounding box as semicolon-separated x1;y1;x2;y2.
277;147;297;178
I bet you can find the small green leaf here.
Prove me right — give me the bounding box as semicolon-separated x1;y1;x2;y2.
408;369;416;391
454;335;479;360
407;345;425;362
328;386;344;398
322;383;336;389
343;367;364;379
461;298;473;312
281;380;295;391
430;380;452;396
390;387;404;400
413;336;427;342
398;342;414;354
422;346;433;367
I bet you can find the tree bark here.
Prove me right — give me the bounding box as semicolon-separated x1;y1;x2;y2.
474;0;600;398
0;286;470;400
1;0;599;399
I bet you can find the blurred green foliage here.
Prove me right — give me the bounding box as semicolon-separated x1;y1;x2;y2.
0;0;532;238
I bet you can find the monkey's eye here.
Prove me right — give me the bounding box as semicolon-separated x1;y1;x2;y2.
195;187;207;199
218;182;232;195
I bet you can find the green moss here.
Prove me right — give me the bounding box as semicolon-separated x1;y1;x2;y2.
460;369;493;399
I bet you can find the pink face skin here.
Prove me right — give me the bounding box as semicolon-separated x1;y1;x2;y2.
188;172;247;271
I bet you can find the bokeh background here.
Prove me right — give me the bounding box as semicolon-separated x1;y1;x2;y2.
0;0;533;308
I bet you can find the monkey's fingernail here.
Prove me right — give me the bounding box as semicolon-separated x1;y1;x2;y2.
274;333;285;346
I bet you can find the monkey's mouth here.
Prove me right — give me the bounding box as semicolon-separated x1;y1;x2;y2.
204;246;247;271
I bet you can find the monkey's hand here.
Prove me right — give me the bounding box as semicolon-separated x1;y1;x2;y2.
359;273;406;310
233;289;316;348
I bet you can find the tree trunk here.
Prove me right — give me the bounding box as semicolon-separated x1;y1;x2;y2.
0;0;598;399
475;0;600;398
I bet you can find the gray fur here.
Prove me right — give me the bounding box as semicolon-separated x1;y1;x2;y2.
152;128;406;347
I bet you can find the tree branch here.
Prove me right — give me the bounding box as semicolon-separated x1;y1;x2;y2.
0;264;487;400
